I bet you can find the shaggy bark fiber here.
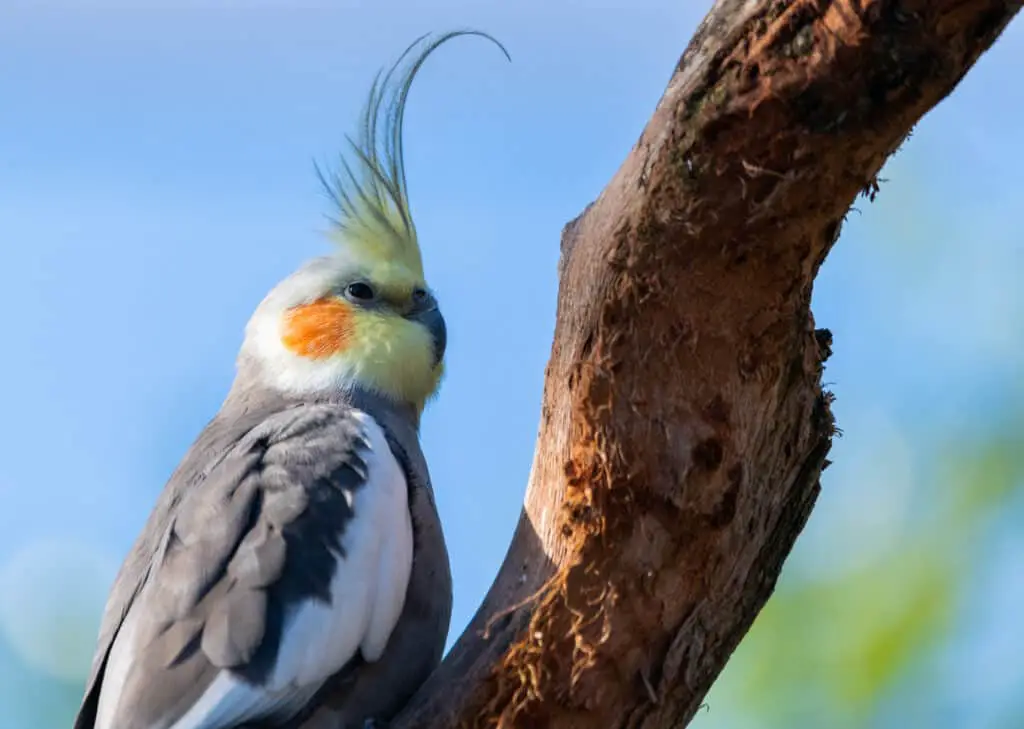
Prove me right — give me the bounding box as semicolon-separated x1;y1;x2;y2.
383;2;1019;728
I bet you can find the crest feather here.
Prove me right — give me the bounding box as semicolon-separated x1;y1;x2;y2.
317;30;510;279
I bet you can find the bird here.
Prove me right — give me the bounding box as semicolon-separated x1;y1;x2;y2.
72;29;509;729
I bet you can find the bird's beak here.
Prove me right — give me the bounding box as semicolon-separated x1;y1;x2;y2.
408;305;446;367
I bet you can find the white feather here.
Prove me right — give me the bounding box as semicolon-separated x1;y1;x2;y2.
244;255;368;397
94;602;141;729
95;411;414;729
266;412;412;689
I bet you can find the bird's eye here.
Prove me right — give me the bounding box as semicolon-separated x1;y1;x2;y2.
345;282;375;301
412;287;429;305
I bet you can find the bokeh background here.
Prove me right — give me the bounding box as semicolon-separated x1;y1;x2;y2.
1;3;1021;728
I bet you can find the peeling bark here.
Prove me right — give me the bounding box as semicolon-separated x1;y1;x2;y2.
386;1;1019;728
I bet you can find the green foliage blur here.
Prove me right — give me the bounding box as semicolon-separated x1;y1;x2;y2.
6;151;1021;729
691;143;1024;729
693;422;1024;729
2;12;1021;729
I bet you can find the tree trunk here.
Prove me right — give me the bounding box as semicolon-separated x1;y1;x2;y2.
391;1;1020;728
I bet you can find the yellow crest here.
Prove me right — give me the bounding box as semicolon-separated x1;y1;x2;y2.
317;30;510;279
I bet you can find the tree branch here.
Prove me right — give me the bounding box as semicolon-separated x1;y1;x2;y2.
393;1;1020;727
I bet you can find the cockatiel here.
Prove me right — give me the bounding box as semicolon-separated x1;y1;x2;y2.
72;30;508;729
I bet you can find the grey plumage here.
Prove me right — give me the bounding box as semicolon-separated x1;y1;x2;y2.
286;394;453;729
73;386;452;729
70;27;508;729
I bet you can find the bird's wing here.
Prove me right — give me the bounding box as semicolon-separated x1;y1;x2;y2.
75;402;414;729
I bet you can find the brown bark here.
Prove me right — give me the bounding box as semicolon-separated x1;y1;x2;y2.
392;1;1020;728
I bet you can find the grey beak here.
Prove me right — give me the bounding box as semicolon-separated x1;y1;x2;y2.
409;306;446;366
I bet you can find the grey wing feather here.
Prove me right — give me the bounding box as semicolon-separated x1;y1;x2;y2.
288;412;453;729
75;400;378;729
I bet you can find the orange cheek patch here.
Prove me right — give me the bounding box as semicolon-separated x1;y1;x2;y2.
281;298;354;359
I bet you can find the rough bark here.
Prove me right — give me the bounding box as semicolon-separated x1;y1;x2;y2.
390;1;1020;728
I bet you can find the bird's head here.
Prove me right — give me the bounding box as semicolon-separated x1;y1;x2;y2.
237;30;507;415
241;253;445;414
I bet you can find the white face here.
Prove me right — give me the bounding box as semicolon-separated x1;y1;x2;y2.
239;254;445;408
242;256;357;396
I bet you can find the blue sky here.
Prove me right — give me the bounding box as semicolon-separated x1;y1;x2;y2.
1;3;1022;726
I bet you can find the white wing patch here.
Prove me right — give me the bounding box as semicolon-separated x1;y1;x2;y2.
266;412;413;687
94;411;415;729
